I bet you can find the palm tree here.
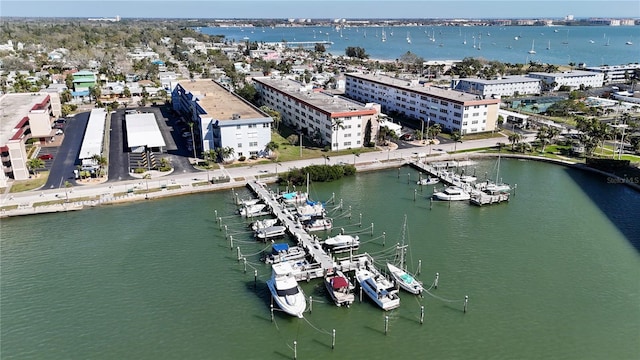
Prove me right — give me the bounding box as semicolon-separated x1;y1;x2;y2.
536;126;550;153
331;118;345;150
450;130;462;151
219;146;235;163
27;158;45;176
265;141;279;159
91;154;108;176
188;122;197;159
428;123;442;140
508;133;522;151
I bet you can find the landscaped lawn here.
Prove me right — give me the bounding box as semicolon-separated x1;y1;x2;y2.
9;171;49;193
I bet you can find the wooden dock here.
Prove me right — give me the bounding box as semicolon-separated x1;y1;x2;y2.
410;161;510;205
246;181;378;280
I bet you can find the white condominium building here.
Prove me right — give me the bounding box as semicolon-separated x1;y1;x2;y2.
172;79;272;159
345;73;500;134
253;76;380;150
452;76;542;97
528;70;605;91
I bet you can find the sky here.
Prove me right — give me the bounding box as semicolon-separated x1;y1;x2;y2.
0;0;637;19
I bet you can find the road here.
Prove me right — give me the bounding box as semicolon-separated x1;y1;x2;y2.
2;132;538;211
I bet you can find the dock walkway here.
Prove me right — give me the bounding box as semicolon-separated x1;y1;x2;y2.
247;181;376;280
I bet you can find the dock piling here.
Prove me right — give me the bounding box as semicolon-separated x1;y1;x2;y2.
384;315;389;335
407;173;411;184
229;235;233;250
464;295;469;313
382;231;386;247
414;189;417;201
417;260;422;275
236;247;241;262
243;257;247;273
420;305;425;324
293;341;297;360
309;296;313;313
435;272;439;289
332;329;336;350
270;303;274;322
358;213;362;226
371;223;374;236
254;269;258;289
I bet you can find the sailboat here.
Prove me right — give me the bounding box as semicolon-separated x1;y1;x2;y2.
406;31;411;44
386;215;424;295
463;34;467;45
546;40;551;50
381;27;386;42
475;155;511;194
562;30;569;45
528;40;536;54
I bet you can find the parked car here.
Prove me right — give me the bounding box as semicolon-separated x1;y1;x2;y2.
38;154;54;160
55;129;64;135
400;133;414;141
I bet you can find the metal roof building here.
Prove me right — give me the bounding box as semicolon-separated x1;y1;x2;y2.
125;112;166;152
78;108;107;163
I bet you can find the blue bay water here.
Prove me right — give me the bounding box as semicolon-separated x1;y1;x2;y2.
1;159;639;359
201;25;639;66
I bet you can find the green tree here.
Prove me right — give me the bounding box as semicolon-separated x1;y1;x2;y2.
508;132;522;151
450;130;462;151
89;85;101;103
27;158;44;176
363;119;373;147
345;46;368;59
331;118;345;150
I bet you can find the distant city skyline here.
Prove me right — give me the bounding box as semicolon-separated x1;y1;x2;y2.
1;0;637;19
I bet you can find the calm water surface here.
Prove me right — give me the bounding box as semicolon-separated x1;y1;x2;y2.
1;159;639;359
201;25;640;66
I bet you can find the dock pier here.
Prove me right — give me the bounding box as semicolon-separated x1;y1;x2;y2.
409;161;510;205
246;181;372;281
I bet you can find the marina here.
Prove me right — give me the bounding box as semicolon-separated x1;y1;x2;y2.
1;160;639;359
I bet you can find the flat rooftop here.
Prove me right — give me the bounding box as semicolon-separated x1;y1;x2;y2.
125;113;166;148
459;75;540;85
347;73;496;103
179;79;263;120
254;76;377;115
0;93;50;145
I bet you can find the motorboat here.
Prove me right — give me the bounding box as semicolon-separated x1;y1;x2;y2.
264;243;307;264
386;263;423;295
324;270;355;307
432;186;471;201
304;217;332;232
355;267;400;311
417;177;440;186
255;225;287;241
475;181;511;194
453;174;477;183
239;203;268;217
280;191;307;205
251;218;278;232
296;202;325;221
266;262;306;318
238;198;261;206
322;234;360;253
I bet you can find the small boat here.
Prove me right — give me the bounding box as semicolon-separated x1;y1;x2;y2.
280;191;307;204
476;181;511;194
417;177;440;186
296;202;325;221
355;267;400;311
251;218;278;231
304;217;332;232
267;262;306;318
626;40;633;45
433;186;471;201
528;40;536;54
386;263;424;295
238;198;261;206
239;203;267;217
325;270;355;307
255;225;287;241
323;234;360;253
264;243;307;264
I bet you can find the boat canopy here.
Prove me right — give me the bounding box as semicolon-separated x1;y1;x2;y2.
272;243;289;253
331;276;349;289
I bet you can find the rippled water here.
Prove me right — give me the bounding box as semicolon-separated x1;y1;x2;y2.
1;159;638;359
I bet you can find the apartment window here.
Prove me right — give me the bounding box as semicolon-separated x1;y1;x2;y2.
236;125;242;129
249;142;258;147
237;143;242;148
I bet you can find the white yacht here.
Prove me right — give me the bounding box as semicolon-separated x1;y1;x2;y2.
323;234;360;253
433;186;471;201
255;225;287;241
267;262;306;318
387;263;424;295
355;267;400;311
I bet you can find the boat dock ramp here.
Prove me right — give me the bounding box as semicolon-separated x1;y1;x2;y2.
246;181;372;281
409;161;510;206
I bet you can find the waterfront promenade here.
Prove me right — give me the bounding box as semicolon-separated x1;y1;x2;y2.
4;131;637;218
